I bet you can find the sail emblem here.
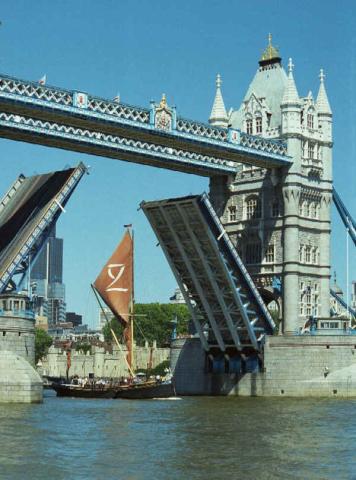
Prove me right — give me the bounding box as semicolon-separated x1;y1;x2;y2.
106;263;128;292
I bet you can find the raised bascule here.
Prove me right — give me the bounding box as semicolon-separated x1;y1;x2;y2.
0;164;87;402
0;36;355;399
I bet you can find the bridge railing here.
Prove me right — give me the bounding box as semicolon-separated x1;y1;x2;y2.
0;73;288;159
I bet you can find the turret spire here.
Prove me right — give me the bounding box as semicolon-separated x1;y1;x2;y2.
316;68;332;115
209;74;228;128
281;57;300;105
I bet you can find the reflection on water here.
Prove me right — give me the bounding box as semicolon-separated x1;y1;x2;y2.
0;390;355;480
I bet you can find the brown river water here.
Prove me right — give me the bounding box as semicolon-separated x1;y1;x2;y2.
0;390;355;479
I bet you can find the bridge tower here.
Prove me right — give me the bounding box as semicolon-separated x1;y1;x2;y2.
209;36;333;334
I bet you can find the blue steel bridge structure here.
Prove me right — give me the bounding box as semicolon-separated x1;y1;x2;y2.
0;72;354;353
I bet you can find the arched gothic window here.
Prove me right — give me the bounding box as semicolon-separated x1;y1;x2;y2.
310;202;316;219
307;110;314;129
255;116;262;135
308;143;315;160
305;246;311;263
246;117;253;135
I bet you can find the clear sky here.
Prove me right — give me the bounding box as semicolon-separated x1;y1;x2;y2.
0;0;355;327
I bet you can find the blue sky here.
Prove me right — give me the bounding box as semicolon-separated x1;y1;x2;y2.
0;0;355;327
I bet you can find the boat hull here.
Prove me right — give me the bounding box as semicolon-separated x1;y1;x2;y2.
52;384;117;399
114;382;175;399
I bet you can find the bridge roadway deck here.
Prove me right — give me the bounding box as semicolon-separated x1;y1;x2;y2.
0;73;290;176
0;163;86;292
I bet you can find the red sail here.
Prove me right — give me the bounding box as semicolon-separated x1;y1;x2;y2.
93;231;133;326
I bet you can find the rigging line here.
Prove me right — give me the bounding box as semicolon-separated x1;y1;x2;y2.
133;314;149;344
90;284;135;378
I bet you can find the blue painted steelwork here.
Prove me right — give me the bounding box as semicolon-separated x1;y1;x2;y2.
0;73;291;175
141;193;275;352
333;188;356;248
330;289;356;319
199;192;275;334
0;163;87;293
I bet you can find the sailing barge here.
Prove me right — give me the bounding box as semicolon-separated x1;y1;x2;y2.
52;227;175;400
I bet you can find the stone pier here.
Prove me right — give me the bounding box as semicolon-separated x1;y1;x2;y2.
0;293;43;403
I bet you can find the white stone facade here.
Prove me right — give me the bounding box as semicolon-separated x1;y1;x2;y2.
42;343;170;379
0;293;43;403
209;42;332;334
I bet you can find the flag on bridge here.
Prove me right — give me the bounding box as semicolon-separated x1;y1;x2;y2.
38;74;47;85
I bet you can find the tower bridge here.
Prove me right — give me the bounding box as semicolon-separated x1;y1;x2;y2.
0;36;355;366
0;73;289;176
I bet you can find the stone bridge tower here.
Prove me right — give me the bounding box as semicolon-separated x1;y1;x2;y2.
209;36;332;334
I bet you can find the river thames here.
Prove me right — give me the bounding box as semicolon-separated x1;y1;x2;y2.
0;391;355;479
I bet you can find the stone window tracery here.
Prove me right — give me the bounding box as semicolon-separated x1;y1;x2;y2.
255;116;262;135
310;202;316;218
299;244;319;265
305;245;311;263
246;117;253;135
299;198;320;219
308;143;315;160
228;206;237;222
265;244;275;263
246;195;261;220
307;112;314;129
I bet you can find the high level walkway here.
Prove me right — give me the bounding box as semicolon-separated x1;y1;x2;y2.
0;74;290;176
0;163;87;292
141;193;275;352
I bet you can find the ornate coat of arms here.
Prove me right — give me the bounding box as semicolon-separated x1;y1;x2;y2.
152;94;175;132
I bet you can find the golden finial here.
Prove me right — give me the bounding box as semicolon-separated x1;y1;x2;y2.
159;93;167;109
260;34;280;63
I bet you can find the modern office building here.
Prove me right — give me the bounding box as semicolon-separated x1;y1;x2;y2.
66;312;82;327
31;227;66;325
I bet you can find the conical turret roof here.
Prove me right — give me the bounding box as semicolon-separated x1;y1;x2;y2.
209;74;228;127
316;69;332;115
281;58;300;105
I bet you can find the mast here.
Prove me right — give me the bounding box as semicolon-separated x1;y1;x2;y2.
125;224;134;373
91;283;135;378
93;227;134;377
